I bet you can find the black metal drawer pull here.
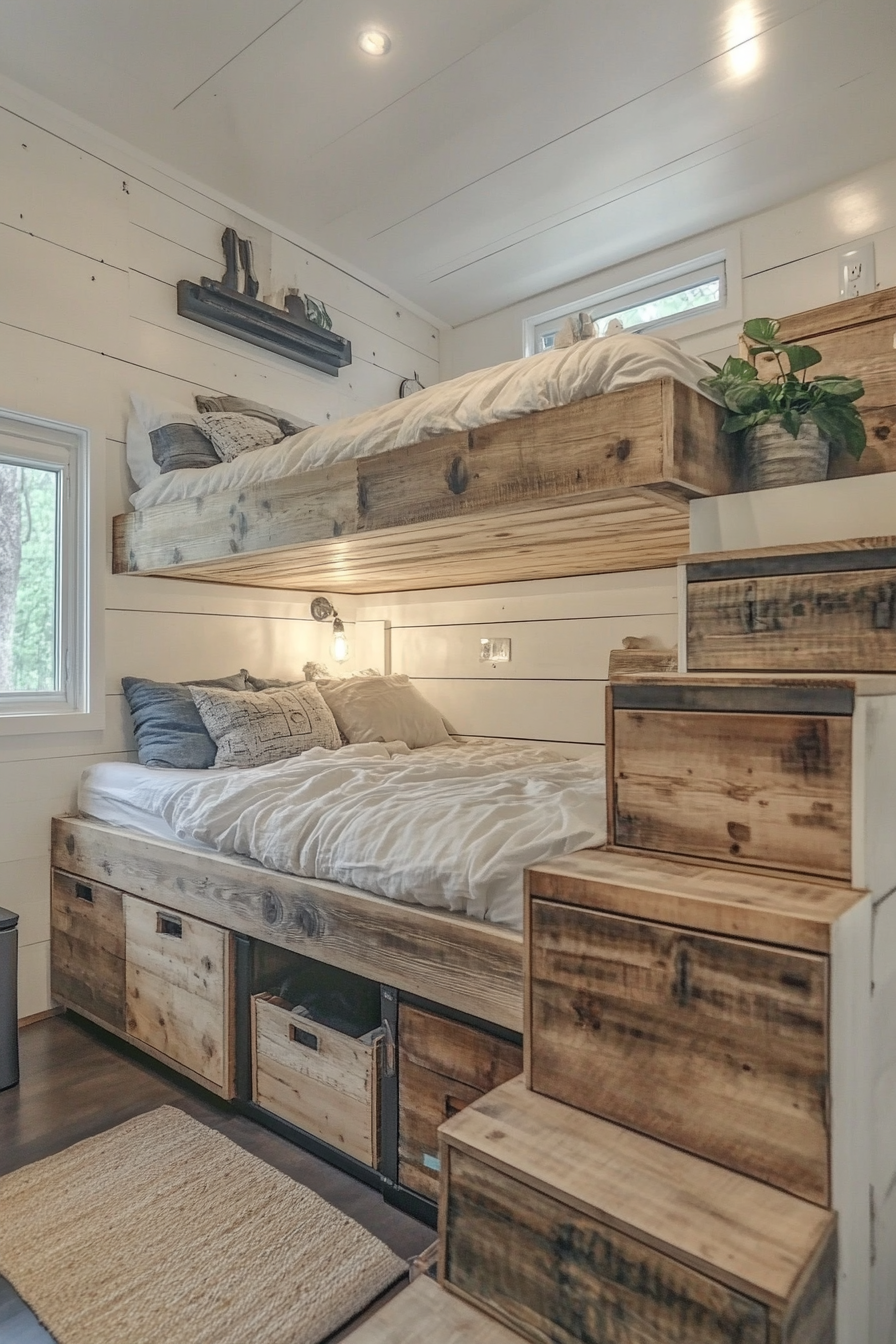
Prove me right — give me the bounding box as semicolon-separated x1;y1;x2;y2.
156;912;182;938
74;883;93;903
289;1023;319;1051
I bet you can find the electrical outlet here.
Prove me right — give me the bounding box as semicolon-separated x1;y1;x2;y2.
838;242;875;299
480;636;511;663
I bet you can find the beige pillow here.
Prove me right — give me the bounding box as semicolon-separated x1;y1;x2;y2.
317;674;449;749
189;683;341;767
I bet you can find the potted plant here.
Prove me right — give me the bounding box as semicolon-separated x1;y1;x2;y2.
701;317;866;490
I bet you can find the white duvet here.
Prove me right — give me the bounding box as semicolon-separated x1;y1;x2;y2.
79;741;607;928
131;333;714;508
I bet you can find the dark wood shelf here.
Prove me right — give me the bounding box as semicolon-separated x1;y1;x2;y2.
176;279;352;376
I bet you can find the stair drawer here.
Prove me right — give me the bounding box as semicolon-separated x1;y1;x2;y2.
51;871;125;1031
398;1004;522;1200
124;895;231;1091
683;541;896;673
252;993;381;1168
528;896;831;1204
607;675;896;891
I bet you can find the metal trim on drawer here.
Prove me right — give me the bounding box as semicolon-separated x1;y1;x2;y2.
612;683;856;716
685;546;896;582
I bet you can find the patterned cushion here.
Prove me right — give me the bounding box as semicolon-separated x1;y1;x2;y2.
122;672;249;769
193;394;314;438
199;413;281;463
190;683;342;767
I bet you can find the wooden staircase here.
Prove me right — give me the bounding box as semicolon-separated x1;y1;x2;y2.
353;535;896;1343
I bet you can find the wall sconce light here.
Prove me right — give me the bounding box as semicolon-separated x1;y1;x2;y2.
311;596;349;663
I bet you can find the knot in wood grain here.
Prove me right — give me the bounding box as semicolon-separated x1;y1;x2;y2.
615;439;632;462
874;423;891;440
65;833;75;855
446;455;470;495
172;547;183;565
261;890;284;926
293;900;324;939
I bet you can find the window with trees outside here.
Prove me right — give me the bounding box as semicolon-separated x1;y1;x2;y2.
0;411;89;722
526;256;727;355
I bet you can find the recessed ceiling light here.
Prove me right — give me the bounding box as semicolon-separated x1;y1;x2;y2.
358;29;391;56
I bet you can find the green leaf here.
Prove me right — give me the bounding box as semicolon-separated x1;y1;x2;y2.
779;408;803;439
723;411;770;433
809;405;867;458
812;376;865;401
780;344;822;374
742;317;780;344
723;356;758;380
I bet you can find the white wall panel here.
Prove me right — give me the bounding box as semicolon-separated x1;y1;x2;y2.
419;677;605;745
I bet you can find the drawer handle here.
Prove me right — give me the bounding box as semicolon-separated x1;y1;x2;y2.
156;913;182;938
873;585;895;630
74;883;93;904
444;1095;467;1119
289;1023;319;1052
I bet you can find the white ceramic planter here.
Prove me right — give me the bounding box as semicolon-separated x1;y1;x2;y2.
742;420;829;491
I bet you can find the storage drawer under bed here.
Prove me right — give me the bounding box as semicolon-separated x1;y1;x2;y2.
252;993;381;1167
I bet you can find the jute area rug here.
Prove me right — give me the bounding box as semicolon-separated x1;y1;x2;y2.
0;1106;406;1344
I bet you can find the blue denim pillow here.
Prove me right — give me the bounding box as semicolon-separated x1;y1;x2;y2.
122;672;249;769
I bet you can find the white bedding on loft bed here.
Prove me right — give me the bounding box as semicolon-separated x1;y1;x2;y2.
78;740;607;929
130;333;714;509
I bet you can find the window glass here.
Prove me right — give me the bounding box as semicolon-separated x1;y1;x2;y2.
530;260;726;354
0;462;60;694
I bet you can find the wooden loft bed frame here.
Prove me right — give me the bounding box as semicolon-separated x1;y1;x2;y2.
52;815;523;1032
113;377;735;593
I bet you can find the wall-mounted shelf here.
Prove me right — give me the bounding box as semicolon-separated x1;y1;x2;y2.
176;279;352;376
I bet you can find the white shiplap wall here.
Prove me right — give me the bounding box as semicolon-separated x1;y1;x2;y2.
0;77;439;1018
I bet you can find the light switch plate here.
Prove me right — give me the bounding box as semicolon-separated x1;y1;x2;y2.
480;636;511;663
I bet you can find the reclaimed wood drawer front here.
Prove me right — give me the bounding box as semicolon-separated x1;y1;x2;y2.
51;871;126;1031
528;898;831;1204
398;1004;522;1200
124;895;229;1088
445;1148;770;1344
252;993;381;1167
611;707;853;878
687;565;896;672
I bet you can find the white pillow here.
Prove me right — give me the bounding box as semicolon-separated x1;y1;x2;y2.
189;682;341;767
317;674;449;750
126;407;159;489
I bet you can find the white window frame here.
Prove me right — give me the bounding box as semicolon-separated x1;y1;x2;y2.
524;250;731;357
0;408;101;735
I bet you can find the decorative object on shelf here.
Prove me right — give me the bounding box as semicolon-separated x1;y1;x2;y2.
176;232;351;376
238;236;259;299
304;295;332;331
607;635;678;678
701;316;866;490
310;596;349;662
399;371;425;398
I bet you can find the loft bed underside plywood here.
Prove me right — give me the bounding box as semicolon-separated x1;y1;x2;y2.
51;815;524;1032
113;377;734;594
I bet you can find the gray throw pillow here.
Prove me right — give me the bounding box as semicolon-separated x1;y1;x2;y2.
122;672;249;769
190;682;342;767
193;394;313;438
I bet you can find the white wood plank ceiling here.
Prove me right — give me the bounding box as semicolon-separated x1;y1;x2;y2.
1;0;895;326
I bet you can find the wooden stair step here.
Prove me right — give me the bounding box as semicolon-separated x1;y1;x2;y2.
607;671;896;894
345;1275;527;1343
439;1076;836;1344
525;846;864;1206
680;536;896;675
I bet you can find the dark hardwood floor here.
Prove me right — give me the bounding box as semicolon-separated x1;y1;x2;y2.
0;1013;434;1343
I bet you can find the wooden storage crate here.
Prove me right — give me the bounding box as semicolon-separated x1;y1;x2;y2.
252;992;381;1167
397;1003;522;1201
606;673;896;893
681;537;896;673
123;894;232;1093
51;870;126;1031
440;1076;836;1344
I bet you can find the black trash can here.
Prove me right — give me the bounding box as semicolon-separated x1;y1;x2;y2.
0;905;19;1091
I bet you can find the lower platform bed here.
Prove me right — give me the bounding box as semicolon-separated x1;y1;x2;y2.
50;815;525;1225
